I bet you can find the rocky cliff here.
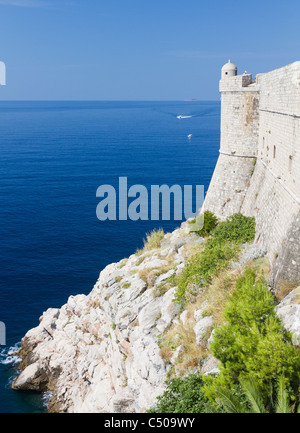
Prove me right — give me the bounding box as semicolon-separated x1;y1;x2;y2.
12;223;206;412
12;220;300;413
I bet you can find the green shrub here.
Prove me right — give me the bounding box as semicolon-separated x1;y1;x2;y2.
214;375;300;413
175;243;239;303
175;214;256;304
205;269;300;401
190;211;219;237
210;213;255;245
147;374;209;413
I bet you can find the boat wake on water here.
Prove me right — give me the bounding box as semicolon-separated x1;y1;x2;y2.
177;115;193;119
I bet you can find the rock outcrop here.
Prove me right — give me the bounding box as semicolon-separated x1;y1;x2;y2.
12;220;300;413
276;287;300;346
12;222;215;413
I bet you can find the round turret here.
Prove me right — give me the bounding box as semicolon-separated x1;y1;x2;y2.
221;60;237;79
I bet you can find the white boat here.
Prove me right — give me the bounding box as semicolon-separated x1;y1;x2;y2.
177;115;192;119
187;134;192;139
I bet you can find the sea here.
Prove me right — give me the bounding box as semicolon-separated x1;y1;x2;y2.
0;100;220;413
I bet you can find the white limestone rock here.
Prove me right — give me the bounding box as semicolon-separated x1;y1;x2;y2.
193;316;214;347
179;310;189;329
12;226;195;413
276;287;300;346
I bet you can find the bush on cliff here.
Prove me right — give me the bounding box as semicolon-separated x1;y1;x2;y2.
150;268;300;413
204;268;300;403
210;213;255;245
175;214;256;303
147;374;209;413
174;243;239;303
189;210;219;237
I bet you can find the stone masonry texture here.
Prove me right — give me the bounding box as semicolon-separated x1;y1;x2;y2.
203;61;300;284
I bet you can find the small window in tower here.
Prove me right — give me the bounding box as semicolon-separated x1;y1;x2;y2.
273;146;276;159
225;72;228;75
288;155;293;172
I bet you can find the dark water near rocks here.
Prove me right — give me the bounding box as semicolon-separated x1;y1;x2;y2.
0;100;220;412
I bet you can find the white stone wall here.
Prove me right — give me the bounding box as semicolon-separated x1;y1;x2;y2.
241;160;300;282
203;154;255;219
220;91;259;156
257;62;300;199
203;61;300;283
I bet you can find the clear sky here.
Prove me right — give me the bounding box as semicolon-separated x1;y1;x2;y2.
0;0;300;100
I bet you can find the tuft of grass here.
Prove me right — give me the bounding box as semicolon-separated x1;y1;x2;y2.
136;256;146;266
115;276;123;283
138;264;174;290
90;298;101;309
153;273;176;298
159;322;208;376
155;312;162;322
143;228;165;251
138;267;156;285
275;281;300;303
119;259;128;269
122;282;131;289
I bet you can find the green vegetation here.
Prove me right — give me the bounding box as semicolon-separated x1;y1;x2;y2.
205;268;300;401
189;210;219;237
150;246;300;413
175;243;238;303
147;374;209;413
142;228;165;252
119;259;128;269
211;213;255;244
214;375;300;413
122;282;131;289
250;157;257;175
138;264;174;291
153;273;176;298
174;214;256;304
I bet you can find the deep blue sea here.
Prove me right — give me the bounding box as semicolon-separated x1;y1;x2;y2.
0;101;220;413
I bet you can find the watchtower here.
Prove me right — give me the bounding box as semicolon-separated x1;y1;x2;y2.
219;60;259;157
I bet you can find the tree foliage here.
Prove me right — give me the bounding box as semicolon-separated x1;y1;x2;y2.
147;374;208;413
205;269;300;401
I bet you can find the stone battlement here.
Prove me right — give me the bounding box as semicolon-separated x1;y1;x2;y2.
219;73;257;92
203;61;300;284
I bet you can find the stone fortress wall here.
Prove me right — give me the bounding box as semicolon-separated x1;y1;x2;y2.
203;61;300;283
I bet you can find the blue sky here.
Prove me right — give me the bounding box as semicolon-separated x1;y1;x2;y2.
0;0;299;100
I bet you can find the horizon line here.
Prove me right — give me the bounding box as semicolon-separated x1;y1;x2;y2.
0;99;220;102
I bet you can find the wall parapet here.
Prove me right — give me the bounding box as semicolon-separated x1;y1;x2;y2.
204;60;300;284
